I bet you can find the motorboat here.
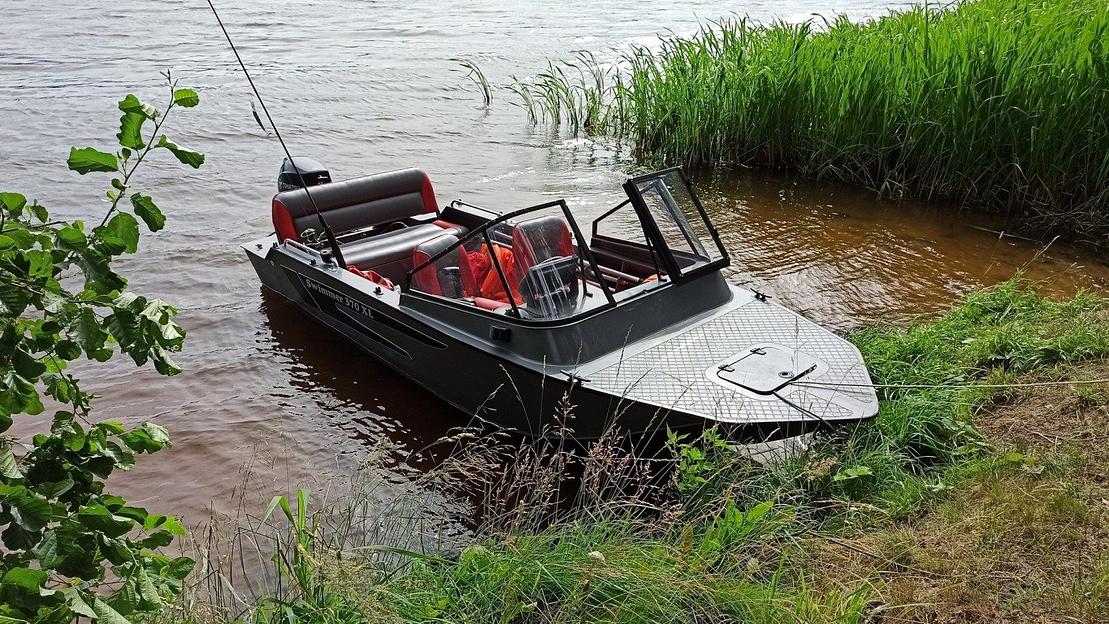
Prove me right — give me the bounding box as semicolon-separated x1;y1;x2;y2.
244;162;879;440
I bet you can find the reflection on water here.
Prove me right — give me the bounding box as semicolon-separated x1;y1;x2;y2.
698;171;1109;329
1;0;1106;523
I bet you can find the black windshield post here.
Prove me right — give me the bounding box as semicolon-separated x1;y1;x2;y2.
560;201;616;306
622;179;683;278
482;229;522;318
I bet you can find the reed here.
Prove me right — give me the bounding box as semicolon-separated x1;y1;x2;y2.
516;0;1109;241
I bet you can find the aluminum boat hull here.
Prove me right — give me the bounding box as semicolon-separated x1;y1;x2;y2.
245;235;878;441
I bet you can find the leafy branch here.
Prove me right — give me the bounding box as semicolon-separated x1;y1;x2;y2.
0;73;203;623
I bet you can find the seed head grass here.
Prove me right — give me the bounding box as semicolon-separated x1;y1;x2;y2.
166;279;1109;622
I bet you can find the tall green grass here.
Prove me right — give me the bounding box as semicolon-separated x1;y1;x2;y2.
515;0;1109;241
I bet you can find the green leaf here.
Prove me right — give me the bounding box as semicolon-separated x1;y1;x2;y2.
118;111;146;150
118;94;158;119
8;490;54;532
120;422;171;454
22;249;53;279
36;477;74;499
63;588;97;618
67;147;118;174
156;135;204;168
0;440;21;479
77;503;135;538
12;348;47;379
130;193;165;232
139;530;174;549
167;556;195;580
0;192;27;216
172;88;200;108
56;224;88;249
833;465;874;482
55;340;82;361
101;212;140;254
29;202;48;222
0;234;14;250
92;596;132;624
135;565;163;608
2;567;47;593
70;307;109;360
34;530;61;570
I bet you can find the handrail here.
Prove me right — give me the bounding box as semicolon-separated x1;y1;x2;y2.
449;199;501;218
591;198;630;237
283;239;325;258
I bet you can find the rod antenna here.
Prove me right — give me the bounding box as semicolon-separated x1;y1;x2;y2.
206;0;347;268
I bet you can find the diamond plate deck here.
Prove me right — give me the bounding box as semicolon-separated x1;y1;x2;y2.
580;297;878;424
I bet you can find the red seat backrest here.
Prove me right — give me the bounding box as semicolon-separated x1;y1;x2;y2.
511;216;574;277
411;233;460;296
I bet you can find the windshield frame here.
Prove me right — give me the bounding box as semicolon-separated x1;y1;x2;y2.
621;167;730;280
402;198;618;324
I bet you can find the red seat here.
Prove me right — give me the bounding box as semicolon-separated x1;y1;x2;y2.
411;234;462;297
511;216;574;278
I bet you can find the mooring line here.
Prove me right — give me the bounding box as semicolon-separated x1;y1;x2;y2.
794;378;1109;391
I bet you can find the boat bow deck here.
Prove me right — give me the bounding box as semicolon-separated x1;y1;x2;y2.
577;291;879;426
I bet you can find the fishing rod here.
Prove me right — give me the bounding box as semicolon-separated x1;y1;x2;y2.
206;0;347;268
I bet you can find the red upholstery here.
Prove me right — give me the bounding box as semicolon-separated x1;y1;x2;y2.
273;197;299;242
473;297;510;311
419;173;438;214
511;216;574;276
346;266;394;289
433;219;462;230
411;249;441;295
411;234;464;297
458;246;487;297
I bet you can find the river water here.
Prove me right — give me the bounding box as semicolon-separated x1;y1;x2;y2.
3;0;1107;524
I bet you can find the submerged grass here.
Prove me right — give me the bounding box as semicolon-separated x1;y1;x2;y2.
166;280;1109;623
512;0;1109;242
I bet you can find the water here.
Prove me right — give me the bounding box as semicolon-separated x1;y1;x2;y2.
2;0;1107;525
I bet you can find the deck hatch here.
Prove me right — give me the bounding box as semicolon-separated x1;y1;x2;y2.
713;345;824;395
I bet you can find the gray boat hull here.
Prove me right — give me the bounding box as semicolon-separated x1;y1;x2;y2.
245;237;878;441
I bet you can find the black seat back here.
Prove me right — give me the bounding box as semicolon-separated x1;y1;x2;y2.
273;168;438;242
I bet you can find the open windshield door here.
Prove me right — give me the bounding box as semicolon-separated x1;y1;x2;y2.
622;169;729;279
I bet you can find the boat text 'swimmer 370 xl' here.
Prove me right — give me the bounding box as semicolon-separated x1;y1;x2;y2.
245;163;879;439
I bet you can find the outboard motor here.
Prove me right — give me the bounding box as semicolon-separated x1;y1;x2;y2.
277;157;331;192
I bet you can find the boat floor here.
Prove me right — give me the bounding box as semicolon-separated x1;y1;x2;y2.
576;292;878;426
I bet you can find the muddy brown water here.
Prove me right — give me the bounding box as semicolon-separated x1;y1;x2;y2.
2;0;1107;525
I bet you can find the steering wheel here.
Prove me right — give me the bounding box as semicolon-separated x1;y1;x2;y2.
384;221;409;233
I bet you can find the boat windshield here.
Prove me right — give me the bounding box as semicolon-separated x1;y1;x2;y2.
625;169;727;274
404;169;727;323
406;200;616;322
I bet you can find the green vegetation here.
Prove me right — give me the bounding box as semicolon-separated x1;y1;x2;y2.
0;75;202;623
512;0;1109;241
167;280;1109;623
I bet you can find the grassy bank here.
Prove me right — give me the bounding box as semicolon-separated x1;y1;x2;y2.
164;281;1109;623
513;0;1109;243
